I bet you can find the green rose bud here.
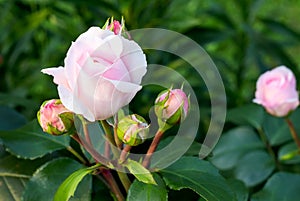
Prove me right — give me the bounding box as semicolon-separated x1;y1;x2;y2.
117;114;149;146
37;99;74;135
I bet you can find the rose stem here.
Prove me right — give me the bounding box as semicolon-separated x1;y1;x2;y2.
77;115;93;146
101;120;132;192
101;168;125;201
116;145;132;192
256;127;280;169
142;129;164;168
113;116;123;149
66;145;88;165
101;120;116;158
72;134;110;166
119;144;132;163
285;118;300;149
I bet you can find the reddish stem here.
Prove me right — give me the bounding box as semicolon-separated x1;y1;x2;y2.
142;130;164;168
285;118;300;149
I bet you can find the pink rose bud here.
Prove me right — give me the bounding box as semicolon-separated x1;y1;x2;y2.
253;66;299;117
117;114;149;146
155;89;189;127
41;19;147;122
106;20;122;35
37;99;74;135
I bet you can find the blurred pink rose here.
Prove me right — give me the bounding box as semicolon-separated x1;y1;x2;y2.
42;26;147;122
253;66;299;117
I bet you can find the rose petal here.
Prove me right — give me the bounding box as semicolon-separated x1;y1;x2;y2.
102;59;131;82
41;67;71;90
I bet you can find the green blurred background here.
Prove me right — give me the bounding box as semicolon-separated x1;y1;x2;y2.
1;0;300;121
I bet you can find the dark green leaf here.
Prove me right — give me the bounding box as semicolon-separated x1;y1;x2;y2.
0;176;27;201
161;157;236;201
226;104;264;129
278;142;300;164
22;158;92;201
251;172;300;201
0;106;26;131
0;151;49;178
127;174;167;201
262;115;291;146
156;136;203;156
0;120;70;159
227;179;248;201
210;127;264;170
0;145;47;201
234;151;275;187
124;159;156;185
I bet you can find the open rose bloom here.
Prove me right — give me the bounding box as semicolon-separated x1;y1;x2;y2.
253;66;299;117
42;24;147;122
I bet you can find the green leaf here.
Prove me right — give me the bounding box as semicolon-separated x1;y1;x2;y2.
156;136;203;156
127;174;167;201
0;120;70;159
227;179;248;201
251;172;300;201
0;105;26;131
226;104;264;129
262;114;291;146
234;151;275;187
54;164;98;201
161;157;236;201
278;142;300;164
22;158;92;201
209;126;264;170
0;149;49;178
0;145;51;201
124;159;156;185
0;176;27;201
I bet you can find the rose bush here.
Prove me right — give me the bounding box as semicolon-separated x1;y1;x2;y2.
253;65;299;117
42;25;147;122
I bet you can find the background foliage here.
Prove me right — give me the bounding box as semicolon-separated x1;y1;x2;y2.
1;0;300;200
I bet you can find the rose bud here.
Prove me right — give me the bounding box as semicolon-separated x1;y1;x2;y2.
37;99;74;135
104;18;123;35
155;88;189;127
253;65;299;117
117;114;149;146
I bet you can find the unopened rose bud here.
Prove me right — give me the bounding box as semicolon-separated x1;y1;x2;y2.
104;18;124;35
117;114;149;146
37;99;74;135
155;89;189;127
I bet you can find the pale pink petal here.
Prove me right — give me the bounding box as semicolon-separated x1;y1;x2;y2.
120;50;147;83
58;84;95;122
82;55;108;76
121;39;143;57
41;67;70;89
108;79;142;93
102;59;131;82
91;35;122;62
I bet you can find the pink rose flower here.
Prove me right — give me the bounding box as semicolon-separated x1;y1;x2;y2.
155;89;189;124
42;26;147;122
253;66;299;117
37;99;73;135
